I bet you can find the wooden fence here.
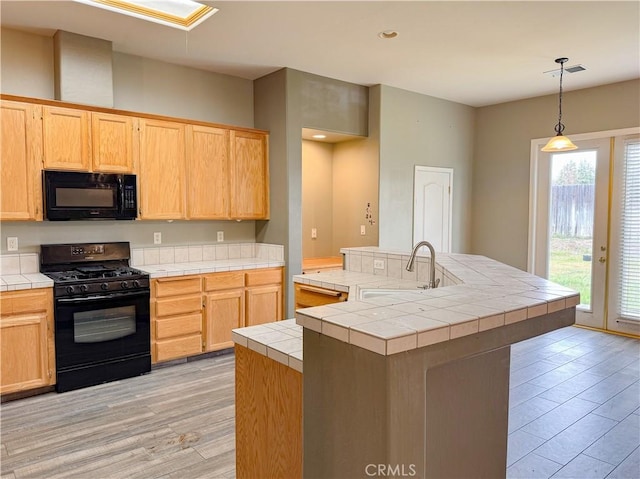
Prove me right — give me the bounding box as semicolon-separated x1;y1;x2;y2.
551;184;594;237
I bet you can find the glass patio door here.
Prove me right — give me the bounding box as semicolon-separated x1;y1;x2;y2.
607;135;640;336
532;133;640;336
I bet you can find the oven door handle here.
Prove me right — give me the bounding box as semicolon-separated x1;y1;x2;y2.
57;291;149;304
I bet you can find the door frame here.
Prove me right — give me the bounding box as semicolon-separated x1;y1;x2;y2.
528;127;640;331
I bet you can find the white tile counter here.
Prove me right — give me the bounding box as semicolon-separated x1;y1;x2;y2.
232;319;303;372
132;242;285;278
0;253;53;291
294;248;579;356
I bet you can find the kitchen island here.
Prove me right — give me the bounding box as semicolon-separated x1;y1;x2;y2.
234;248;579;478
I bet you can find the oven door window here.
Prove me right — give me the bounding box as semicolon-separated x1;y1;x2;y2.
74;305;136;343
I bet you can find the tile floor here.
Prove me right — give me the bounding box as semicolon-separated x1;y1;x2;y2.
1;325;638;478
506;326;639;478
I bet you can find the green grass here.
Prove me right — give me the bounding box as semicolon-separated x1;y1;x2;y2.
549;239;592;306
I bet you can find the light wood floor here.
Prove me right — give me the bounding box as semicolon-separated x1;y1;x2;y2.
1;326;638;479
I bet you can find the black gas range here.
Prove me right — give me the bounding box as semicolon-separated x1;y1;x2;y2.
40;242;151;392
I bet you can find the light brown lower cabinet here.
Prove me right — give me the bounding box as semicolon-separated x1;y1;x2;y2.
151;267;284;364
203;271;245;351
245;268;283;326
294;283;348;309
0;289;55;394
152;276;203;363
235;344;302;479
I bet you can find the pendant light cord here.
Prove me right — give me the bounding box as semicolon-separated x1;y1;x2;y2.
555;58;567;135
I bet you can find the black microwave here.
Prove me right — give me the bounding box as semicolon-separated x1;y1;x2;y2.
44;170;138;221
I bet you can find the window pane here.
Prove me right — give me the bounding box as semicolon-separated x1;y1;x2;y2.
548;151;597;309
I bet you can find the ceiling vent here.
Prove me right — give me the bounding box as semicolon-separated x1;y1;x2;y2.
544;64;587;77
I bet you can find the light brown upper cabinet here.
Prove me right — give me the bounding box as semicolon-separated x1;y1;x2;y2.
42;105;91;171
230;130;269;219
186;125;230;219
0;100;43;221
91;112;137;173
138;118;186;220
42;106;136;173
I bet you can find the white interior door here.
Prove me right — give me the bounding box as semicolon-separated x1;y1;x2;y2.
413;166;452;253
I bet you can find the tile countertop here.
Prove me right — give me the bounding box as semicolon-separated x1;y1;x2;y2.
293;252;580;356
132;243;285;278
232;319;303;373
0;253;53;292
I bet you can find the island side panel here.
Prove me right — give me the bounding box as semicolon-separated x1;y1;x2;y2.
424;346;510;478
303;329;389;479
235;344;302;479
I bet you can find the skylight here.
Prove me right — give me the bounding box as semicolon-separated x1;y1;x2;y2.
73;0;218;31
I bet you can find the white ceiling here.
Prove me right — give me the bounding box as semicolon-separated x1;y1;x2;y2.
1;1;639;107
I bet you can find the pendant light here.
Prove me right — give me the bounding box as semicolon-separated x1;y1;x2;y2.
541;57;578;152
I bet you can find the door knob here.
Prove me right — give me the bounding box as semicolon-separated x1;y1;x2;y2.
600;246;607;251
599;257;606;263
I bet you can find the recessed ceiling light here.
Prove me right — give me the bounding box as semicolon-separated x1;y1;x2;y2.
73;0;218;31
312;134;327;139
378;30;398;39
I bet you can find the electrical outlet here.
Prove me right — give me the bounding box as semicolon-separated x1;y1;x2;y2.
153;232;162;245
374;259;385;270
360;225;366;236
217;231;224;242
7;237;18;251
311;228;317;239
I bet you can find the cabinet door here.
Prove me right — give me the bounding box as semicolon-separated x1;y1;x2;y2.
91;112;136;173
230;130;269;219
204;289;244;351
186;125;230;219
138;118;186;219
0;311;52;394
0;101;43;220
42;106;91;170
246;285;282;326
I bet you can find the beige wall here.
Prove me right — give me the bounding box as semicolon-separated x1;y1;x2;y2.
1;28;54;99
378;85;475;253
472;79;640;270
302;141;334;258
302;134;380;259
0;28;257;253
332;137;380;251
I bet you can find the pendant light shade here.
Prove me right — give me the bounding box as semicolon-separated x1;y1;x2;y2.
541;57;577;152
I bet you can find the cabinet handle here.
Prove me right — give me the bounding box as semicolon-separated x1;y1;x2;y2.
298;285;342;297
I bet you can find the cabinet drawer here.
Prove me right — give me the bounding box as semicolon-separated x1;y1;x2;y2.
294;283;348;309
203;271;245;292
155;335;202;362
0;289;51;316
155;294;202;317
153;276;201;297
245;268;282;287
155;313;202;340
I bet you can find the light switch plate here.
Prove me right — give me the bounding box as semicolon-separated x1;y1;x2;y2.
360;225;366;235
153;232;162;245
374;259;385;270
311;228;317;239
7;237;18;251
217;231;224;242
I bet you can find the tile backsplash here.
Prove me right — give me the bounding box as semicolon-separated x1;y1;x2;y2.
131;242;284;266
0;253;39;275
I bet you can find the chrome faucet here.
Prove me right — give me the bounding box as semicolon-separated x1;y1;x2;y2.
406;240;440;289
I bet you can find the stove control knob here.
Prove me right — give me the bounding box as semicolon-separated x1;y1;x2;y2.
101;283;109;291
79;284;89;293
121;281;129;289
132;280;140;288
66;286;75;294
